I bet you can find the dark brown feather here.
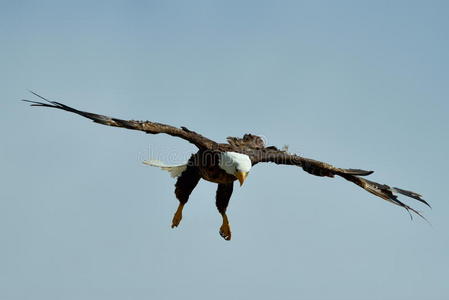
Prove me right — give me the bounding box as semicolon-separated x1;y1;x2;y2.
174;165;201;204
23;91;217;149
226;134;266;150
216;183;234;214
248;147;428;220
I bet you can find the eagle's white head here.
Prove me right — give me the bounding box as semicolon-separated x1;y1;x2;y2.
219;152;252;186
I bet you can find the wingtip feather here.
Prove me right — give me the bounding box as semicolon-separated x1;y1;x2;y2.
339;174;430;222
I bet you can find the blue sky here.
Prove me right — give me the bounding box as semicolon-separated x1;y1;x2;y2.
2;1;449;299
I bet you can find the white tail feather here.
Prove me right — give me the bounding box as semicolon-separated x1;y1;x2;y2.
143;160;188;178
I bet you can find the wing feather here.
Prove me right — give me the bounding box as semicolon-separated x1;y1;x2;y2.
250;148;429;220
23;91;217;149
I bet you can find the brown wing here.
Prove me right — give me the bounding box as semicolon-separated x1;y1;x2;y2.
249;148;430;220
23;91;217;149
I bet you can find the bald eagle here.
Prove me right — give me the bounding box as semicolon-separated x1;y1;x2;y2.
24;92;429;240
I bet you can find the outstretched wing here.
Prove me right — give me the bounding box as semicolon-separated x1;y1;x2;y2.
250;148;430;220
23;91;217;149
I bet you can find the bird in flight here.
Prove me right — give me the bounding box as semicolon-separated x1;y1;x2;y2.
24;92;430;240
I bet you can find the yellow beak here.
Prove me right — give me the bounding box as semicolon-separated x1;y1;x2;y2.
235;171;248;186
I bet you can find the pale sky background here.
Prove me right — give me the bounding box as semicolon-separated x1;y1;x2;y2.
1;1;449;299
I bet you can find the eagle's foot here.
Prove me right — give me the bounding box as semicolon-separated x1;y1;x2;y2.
219;223;232;241
171;204;184;228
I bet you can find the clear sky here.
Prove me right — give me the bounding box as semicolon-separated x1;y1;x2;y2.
2;1;449;299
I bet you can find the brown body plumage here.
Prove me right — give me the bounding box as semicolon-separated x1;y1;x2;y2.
190;151;237;184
